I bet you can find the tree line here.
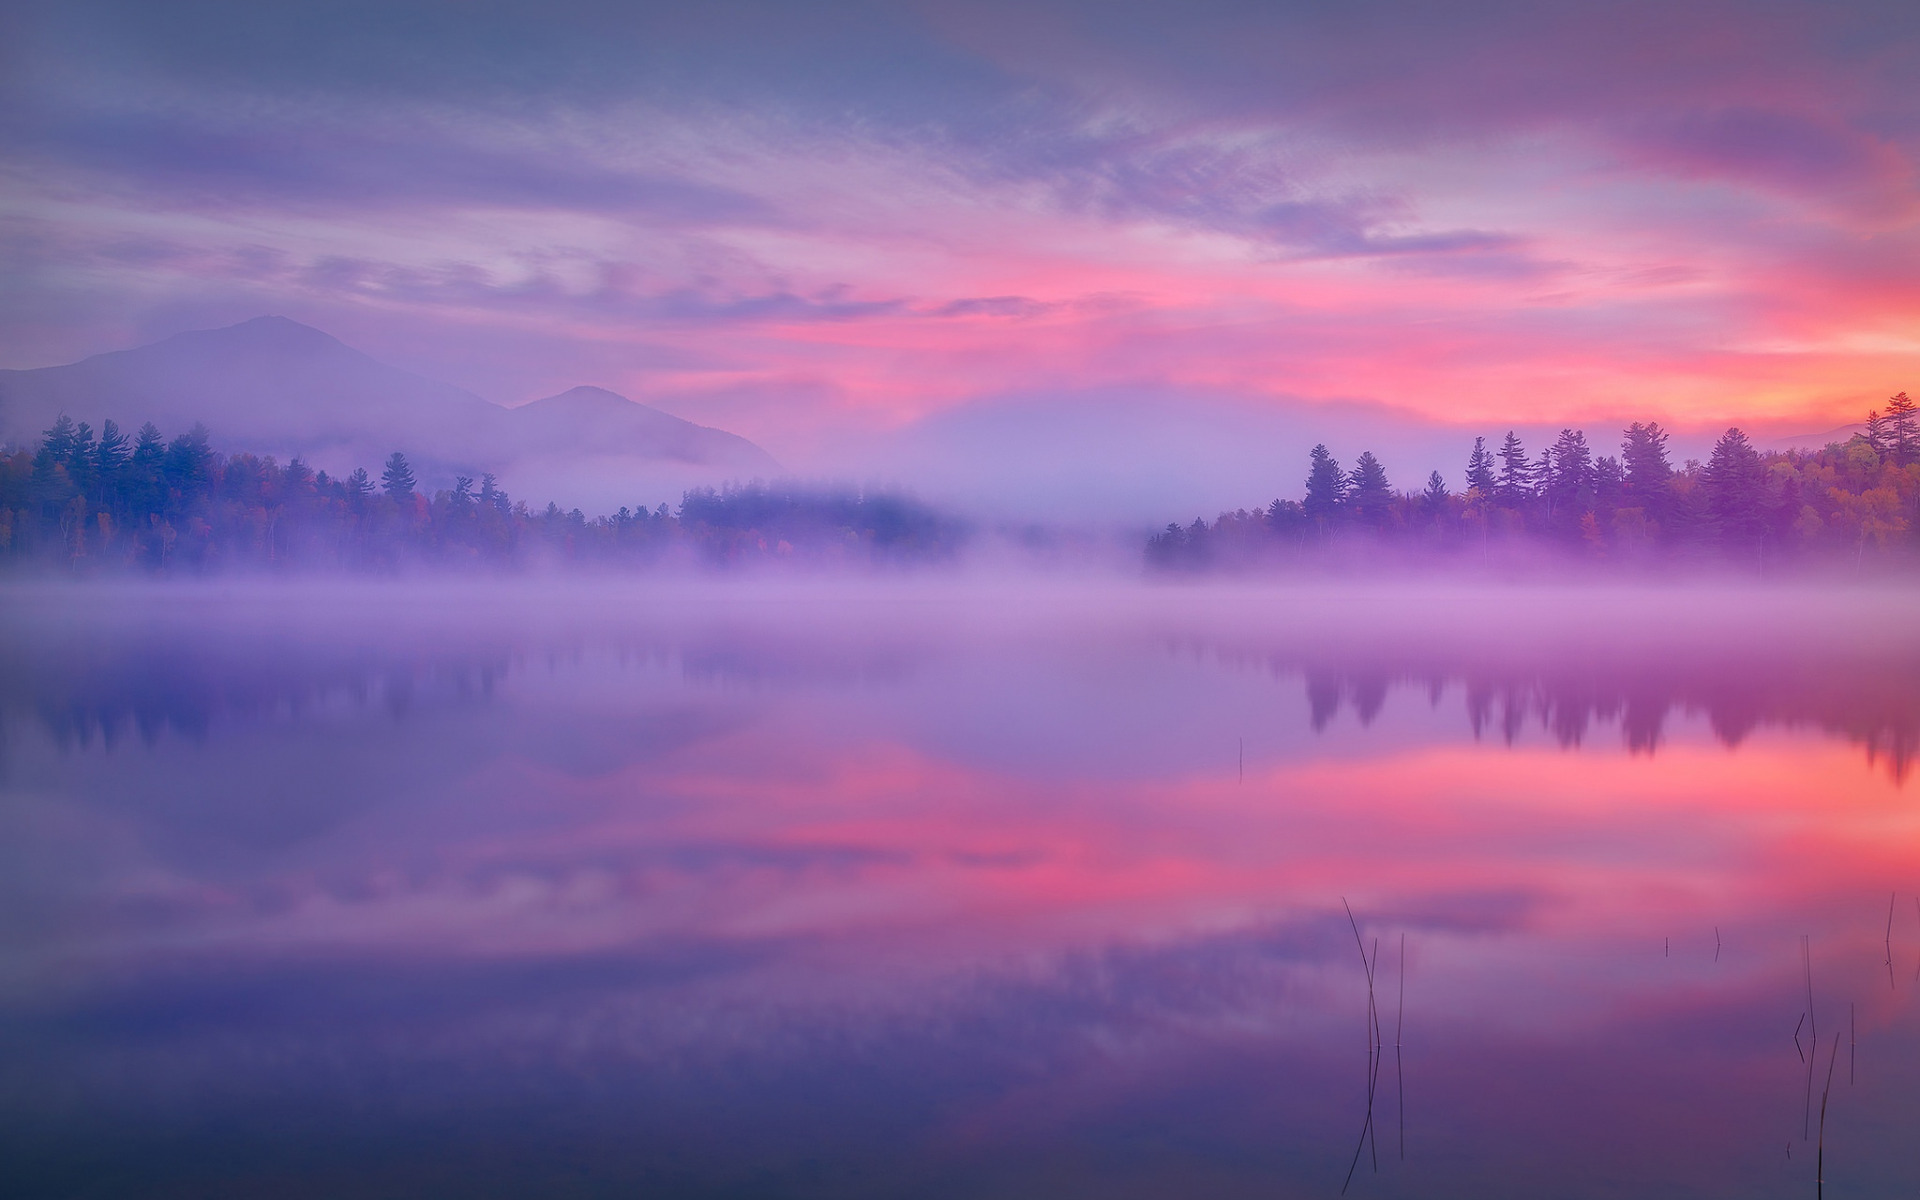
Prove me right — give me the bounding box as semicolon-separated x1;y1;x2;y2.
0;416;960;571
1149;394;1919;571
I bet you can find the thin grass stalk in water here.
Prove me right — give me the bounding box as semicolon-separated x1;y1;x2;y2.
1340;899;1379;1196
1804;935;1816;1141
1396;933;1405;1162
1817;1028;1839;1199
1887;892;1897;991
1368;936;1382;1172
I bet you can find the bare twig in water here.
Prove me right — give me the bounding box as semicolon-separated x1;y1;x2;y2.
1340;899;1380;1196
1803;935;1817;1141
1888;892;1897;992
1794;1012;1806;1063
1342;1110;1368;1194
1714;926;1721;963
1850;1002;1855;1086
1368;937;1382;1172
1396;933;1405;1163
1817;1027;1840;1198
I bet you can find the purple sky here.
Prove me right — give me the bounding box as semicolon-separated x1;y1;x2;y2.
4;0;1919;502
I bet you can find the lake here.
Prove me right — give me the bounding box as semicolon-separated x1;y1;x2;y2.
3;579;1916;1198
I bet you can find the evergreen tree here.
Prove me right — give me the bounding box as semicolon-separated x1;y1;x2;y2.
1702;427;1769;548
32;415;79;510
1620;422;1673;516
1887;391;1917;465
1465;437;1496;494
38;415;78;463
129;423;165;518
1346;450;1392;524
164;424;214;492
346;467;374;504
481;472;511;514
1865;408;1892;455
96;419;132;491
381;452;416;500
282;457;316;510
66;422;98;498
1592;454;1625;511
1304;444;1346;521
1421;470;1450;512
1495;431;1532;505
1543;428;1594;519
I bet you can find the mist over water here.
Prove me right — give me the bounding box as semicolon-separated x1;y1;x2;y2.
3;578;1918;1198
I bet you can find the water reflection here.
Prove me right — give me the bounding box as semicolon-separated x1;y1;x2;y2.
1;582;1917;1199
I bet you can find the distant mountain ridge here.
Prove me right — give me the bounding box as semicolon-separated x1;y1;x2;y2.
1770;423;1867;451
0;316;779;507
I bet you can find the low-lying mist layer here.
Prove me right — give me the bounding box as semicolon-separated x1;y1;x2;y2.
6;577;1916;779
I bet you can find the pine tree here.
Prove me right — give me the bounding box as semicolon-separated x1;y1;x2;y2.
1495;431;1531;505
32;415;80;510
129;423;165;519
1592;455;1625;511
1465;437;1496;495
1544;428;1594;519
66;421;98;497
1886;391;1916;465
92;420;132;515
131;422;164;464
1421;470;1450;512
1702;427;1769;548
1346;450;1392;524
282;457;316;508
1620;422;1673;517
96;419;130;467
38;415;78;462
381;452;416;500
165;424;214;490
1865;409;1891;455
1304;444;1346;520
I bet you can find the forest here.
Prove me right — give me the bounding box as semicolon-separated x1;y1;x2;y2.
1149;394;1920;573
0;416;961;572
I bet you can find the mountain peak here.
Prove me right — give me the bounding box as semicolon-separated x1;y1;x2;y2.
167;315;353;357
528;385;639;410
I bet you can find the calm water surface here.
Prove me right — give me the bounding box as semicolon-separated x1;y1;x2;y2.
3;580;1917;1198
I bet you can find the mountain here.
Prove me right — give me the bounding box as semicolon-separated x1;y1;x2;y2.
0;317;779;507
1770;423;1866;451
507;386;776;471
0;316;488;455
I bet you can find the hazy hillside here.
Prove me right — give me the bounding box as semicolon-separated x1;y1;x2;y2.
0;317;780;508
1770;423;1867;451
507;385;778;469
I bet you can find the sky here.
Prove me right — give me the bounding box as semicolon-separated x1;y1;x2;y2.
4;0;1920;508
